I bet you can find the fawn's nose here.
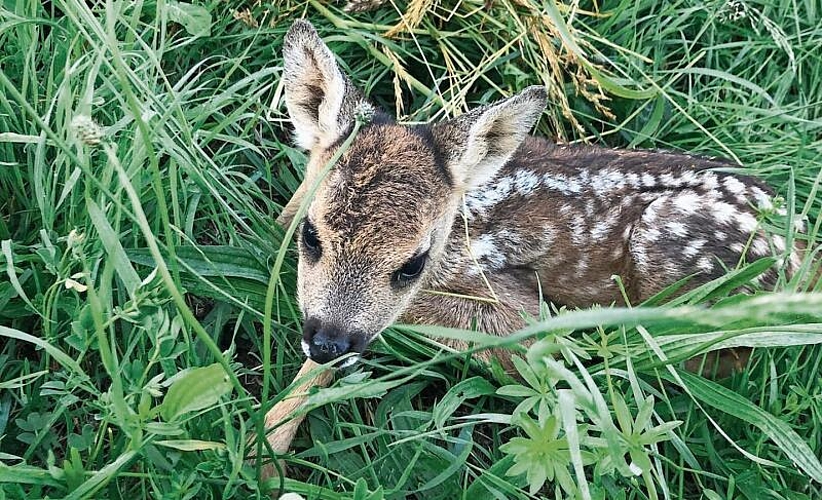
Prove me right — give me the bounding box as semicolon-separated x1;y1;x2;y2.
302;317;355;364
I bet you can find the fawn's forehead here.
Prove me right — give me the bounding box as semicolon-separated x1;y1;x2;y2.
311;123;452;251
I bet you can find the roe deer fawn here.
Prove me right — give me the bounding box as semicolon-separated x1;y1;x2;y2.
256;19;802;471
277;20;800;367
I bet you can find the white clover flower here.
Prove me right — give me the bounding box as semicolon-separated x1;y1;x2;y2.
354;102;375;125
71;115;104;146
145;373;165;398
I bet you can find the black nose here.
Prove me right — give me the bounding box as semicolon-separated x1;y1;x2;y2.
302;317;353;364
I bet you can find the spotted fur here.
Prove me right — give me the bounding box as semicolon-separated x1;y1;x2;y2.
279;20;803;367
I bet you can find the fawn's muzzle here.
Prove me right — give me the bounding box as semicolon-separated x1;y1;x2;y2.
302;317;365;364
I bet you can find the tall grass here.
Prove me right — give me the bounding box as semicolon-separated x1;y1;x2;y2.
1;0;821;498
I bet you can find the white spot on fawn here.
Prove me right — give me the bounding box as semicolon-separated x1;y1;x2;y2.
591;169;626;195
513;170;540;195
470;234;506;268
621;195;636;208
632;244;649;270
673;191;701;214
749;186;773;210
660;173;684;187
641;173;657;187
712;202;738;225
466;177;513;217
751;238;769;256
570;214;586;245
701;172;719;191
723;176;746;195
697;256;714;272
496;176;513;195
666;221;688;237
683;239;706;258
575;256;589;277
542;173;581;194
585;200;595;217
642;203;659;224
540;226;557;248
591;219;615;241
680;170;699;186
735;212;758;232
643;227;662;242
789;251;802;271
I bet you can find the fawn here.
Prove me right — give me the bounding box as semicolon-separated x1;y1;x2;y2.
253;20;806;481
276;20;800;370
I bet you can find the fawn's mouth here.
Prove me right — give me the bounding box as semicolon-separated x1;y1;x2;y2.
301;339;362;368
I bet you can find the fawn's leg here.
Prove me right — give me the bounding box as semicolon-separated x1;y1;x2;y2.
251;359;333;482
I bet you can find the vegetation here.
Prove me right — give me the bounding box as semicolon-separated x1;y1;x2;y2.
1;0;821;498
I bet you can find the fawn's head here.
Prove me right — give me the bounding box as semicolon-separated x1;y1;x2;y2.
281;20;547;365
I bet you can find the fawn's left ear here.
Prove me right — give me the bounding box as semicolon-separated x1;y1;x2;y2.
434;86;547;190
282;20;368;150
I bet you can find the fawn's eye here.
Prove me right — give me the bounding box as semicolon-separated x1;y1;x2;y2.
392;251;428;286
301;219;322;259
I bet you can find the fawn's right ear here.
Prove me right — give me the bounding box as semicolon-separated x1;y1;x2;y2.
282;20;366;150
433;86;547;191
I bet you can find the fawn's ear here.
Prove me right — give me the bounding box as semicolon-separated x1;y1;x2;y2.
434;86;547;190
282;20;368;150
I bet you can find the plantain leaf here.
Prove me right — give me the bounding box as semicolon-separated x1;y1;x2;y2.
164;0;211;37
127;245;271;284
127;245;290;315
160;364;233;422
627;325;822;371
0;326;88;380
463;454;529;499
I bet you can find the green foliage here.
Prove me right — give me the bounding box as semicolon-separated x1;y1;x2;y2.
160;364;233;422
502;414;576;495
1;0;821;498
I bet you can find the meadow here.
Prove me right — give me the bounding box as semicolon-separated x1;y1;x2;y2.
1;0;822;498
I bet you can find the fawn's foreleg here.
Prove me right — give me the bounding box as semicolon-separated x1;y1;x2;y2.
250;359;333;481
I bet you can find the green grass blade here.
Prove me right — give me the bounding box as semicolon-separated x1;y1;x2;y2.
668;370;822;483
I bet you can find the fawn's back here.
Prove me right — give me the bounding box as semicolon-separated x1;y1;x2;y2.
440;138;794;308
